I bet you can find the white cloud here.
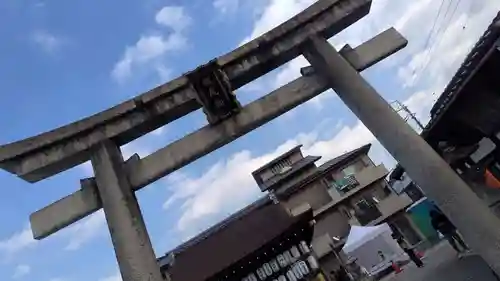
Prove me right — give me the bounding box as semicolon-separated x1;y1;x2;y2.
155;6;192;31
273;56;307;89
31;30;63;54
13;264;31;279
213;0;241;14
240;0;500;118
240;0;315;45
392;0;500;126
121;140;154;160
79;138;156;177
154;64;172;81
163;119;381;239
112;5;192;83
304;122;374;163
402;90;437;124
80;161;93;177
64;211;106;251
161;0;500;242
0;225;36;256
111;34;187;82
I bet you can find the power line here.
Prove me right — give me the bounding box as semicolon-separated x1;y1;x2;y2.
412;0;456;82
420;0;447;56
413;0;465;86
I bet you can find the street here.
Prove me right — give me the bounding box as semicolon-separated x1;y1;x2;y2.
382;242;498;281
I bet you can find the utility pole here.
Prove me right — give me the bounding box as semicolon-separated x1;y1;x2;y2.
391;100;425;131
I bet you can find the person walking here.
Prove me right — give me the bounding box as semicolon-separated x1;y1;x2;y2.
430;209;470;257
395;235;424;268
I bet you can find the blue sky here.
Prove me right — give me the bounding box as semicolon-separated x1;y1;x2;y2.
0;0;499;280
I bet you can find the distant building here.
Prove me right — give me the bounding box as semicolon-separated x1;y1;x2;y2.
389;170;425;202
251;143;421;275
157;144;422;281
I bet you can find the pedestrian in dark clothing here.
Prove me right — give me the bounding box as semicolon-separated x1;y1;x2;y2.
331;268;350;281
395;236;424;268
430;209;469;255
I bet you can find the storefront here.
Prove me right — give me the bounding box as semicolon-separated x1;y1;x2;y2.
210;224;322;281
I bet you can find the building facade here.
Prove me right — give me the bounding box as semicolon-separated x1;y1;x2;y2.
251;144;421;277
158;198;322;281
157;143;421;281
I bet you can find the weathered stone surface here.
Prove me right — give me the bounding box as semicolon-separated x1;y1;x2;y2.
91;141;163;281
30;28;407;240
0;0;371;183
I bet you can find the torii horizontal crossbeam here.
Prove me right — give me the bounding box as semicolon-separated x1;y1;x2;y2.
29;28;407;240
0;0;371;183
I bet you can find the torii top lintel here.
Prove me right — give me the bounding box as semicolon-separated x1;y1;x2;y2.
0;0;371;183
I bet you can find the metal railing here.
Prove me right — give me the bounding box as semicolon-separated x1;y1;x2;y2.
327;175;359;193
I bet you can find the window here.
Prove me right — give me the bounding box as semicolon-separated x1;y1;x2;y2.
353;197;382;225
355;199;372;211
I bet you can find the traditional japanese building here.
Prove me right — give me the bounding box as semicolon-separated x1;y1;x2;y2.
157;198;323;281
252;144;421;276
157;143;420;281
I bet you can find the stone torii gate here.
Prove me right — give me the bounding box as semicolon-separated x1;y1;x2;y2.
2;0;500;280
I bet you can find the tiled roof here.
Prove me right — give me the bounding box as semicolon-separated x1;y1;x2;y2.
157;198;312;281
159;200;312;281
160;197;270;258
319;144;372;172
425;12;500;133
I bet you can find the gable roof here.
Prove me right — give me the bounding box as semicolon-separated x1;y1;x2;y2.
164;197;271;257
259;155;321;191
157;197;311;281
319;143;372;172
252;145;303;177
